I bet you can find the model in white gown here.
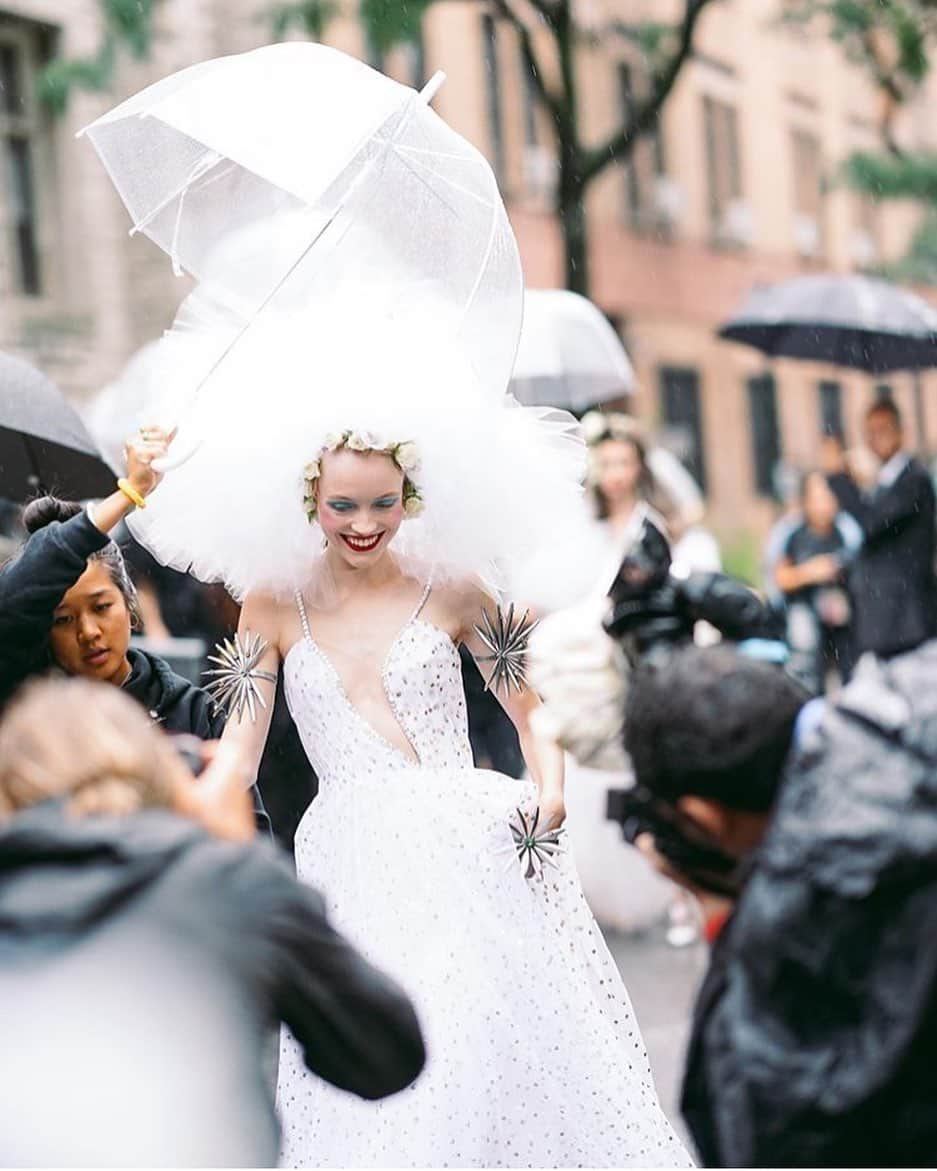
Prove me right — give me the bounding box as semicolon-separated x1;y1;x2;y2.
275;583;691;1168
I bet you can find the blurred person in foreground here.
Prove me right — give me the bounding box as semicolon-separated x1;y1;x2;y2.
0;677;425;1169
775;470;860;693
0;427;268;831
823;398;936;659
624;642;937;1167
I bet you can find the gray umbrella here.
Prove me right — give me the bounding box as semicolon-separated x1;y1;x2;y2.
719;273;937;374
0;351;115;502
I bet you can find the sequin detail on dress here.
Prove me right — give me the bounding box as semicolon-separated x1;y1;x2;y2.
277;597;692;1168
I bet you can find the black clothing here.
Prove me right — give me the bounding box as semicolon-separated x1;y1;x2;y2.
124;644;222;736
683;641;937;1167
828;461;937;656
0;801;425;1167
0;510;270;832
781;522;848;606
0;509;109;703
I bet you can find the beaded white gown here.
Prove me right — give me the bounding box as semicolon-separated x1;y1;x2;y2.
276;587;691;1168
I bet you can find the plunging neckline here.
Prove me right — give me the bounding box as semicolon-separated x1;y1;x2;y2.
283;617;460;769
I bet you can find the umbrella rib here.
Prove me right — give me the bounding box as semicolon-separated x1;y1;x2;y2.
391;146;496;211
389;148;461;218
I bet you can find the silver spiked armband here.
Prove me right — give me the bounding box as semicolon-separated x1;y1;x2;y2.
203;631;277;723
473;603;539;695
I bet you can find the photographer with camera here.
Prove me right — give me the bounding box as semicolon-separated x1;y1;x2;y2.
623;640;937;1168
0;677;425;1167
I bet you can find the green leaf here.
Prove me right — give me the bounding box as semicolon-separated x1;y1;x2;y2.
35;37;116;115
359;0;433;54
844;150;937;203
102;0;156;59
267;0;339;41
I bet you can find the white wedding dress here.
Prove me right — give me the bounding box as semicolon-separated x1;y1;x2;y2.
276;585;691;1168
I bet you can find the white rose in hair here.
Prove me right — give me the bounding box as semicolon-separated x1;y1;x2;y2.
395;441;421;473
346;432;371;452
403;494;425;517
323;432;343;451
303;460;320;480
580;411;608;445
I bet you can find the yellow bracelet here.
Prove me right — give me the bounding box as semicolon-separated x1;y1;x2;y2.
117;478;147;510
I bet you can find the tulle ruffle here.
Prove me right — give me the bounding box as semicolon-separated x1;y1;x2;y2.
128;295;599;607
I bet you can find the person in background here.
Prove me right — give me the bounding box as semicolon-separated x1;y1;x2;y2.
775;470;861;693
824;398;936;659
0;677;425;1168
0;427;268;831
555;412;678;937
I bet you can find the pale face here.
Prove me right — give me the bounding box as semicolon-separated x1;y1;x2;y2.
595;437;644;506
50;561;133;684
317;448;406;568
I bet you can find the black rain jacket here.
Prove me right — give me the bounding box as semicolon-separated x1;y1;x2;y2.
683;640;937;1167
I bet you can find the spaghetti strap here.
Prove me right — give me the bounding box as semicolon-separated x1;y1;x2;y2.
294;590;312;642
409;580;432;625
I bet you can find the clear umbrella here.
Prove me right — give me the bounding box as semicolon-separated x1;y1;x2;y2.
511;290;634;411
80;42;522;411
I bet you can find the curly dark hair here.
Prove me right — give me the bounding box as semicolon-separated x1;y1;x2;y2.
22;495;142;630
624;645;808;813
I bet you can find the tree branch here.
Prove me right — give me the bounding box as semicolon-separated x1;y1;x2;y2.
580;0;715;185
489;0;570;135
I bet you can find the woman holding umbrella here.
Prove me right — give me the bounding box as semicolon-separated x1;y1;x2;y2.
0;427;268;829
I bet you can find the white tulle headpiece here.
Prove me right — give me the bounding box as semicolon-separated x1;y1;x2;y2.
81;44;596;607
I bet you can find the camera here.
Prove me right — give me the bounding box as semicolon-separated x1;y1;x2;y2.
603;509;781;894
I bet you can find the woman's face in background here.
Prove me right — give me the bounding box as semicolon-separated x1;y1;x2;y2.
317;448;406;569
49;561;133;685
802;472;838;531
594;437;644;508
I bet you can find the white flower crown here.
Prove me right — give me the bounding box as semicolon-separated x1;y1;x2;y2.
302;430;424;523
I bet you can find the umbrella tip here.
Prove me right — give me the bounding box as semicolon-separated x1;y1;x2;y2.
420;71;446;105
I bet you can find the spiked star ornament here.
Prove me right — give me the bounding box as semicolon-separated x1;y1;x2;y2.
498;806;566;880
473;604;540;695
203;631;277;723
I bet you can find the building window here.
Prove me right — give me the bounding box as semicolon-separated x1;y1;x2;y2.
791;129;825;259
702;95;744;246
747;373;781;498
818;380;843;439
660;366;707;492
618;63;666;232
481;13;505;182
875;383;894;403
0;23;44;296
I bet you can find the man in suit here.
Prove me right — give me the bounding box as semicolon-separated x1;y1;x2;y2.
824;398;936;658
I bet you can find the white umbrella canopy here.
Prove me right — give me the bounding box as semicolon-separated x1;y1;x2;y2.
511;289;635;411
80;42;522;403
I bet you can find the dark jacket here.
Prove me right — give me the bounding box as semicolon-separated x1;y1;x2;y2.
828;460;937;656
683;641;937;1167
0;511;269;832
0;802;425;1167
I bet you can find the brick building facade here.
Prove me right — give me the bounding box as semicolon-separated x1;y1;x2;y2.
0;0;934;552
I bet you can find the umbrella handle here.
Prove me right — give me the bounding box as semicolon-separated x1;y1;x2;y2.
152;431;203;473
420;72;446;105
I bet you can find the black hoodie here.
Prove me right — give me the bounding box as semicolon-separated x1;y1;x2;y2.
0;801;425;1167
0;511;269;832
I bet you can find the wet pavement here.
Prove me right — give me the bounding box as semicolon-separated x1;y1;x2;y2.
606;924;709;1151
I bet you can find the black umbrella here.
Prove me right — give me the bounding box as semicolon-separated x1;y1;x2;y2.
0;351;115;502
719;273;937;374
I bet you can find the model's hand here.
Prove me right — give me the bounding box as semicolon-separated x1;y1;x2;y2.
124;425;177;498
537;789;567;833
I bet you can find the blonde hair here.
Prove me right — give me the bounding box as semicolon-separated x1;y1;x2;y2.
0;678;178;821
